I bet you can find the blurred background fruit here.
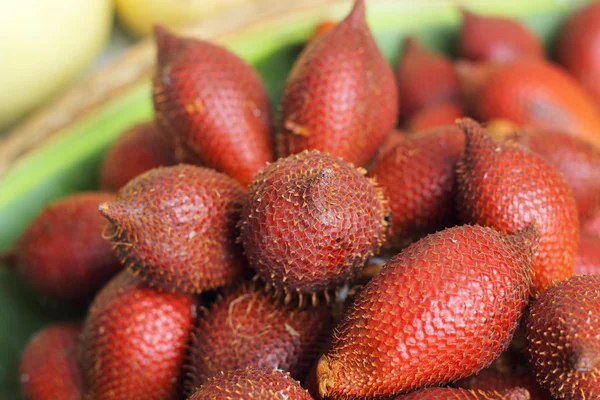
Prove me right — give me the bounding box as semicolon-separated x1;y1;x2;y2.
0;0;114;130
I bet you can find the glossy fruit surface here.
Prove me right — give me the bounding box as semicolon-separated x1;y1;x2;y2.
81;271;197;400
394;387;530;399
279;0;398;166
153;26;273;187
100;165;247;294
456;119;579;296
317;225;534;398
526;274;600;400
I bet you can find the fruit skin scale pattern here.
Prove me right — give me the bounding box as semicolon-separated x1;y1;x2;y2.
393;387;531;399
317;225;535;398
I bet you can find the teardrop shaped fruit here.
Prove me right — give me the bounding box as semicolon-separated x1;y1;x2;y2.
186;283;331;391
99;165;248;294
187;367;313;400
397;37;460;119
526;274;600;400
489;127;600;221
457;59;600;149
406;102;464;132
238;150;390;302
459;10;543;62
392;387;530;399
81;271;197;400
19;323;84;400
152;26;274;187
575;232;600;276
557;2;600;104
7;192;121;304
100;121;176;192
367;125;464;249
456;119;579;296
279;0;398;166
316;225;535;398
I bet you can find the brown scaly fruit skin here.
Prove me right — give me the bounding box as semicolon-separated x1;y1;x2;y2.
238;150;390;301
526;274;600;400
457;59;600;150
100;121;176;191
456;119;579;296
187;367;313;400
459;10;543;62
279;0;399;167
11;192;121;303
99;165;248;294
406;103;465;132
186;283;332;392
556;2;600;105
81;271;197;400
317;225;535;398
393;387;530;399
152;26;273;188
19;323;84;400
575;232;600;276
397;37;460;119
368;125;465;250
488;127;600;221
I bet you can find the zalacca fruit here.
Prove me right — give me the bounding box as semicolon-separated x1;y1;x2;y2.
394;387;530;399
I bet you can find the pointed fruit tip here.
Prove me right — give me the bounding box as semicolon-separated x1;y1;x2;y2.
98;202;128;223
403;36;421;54
344;0;367;28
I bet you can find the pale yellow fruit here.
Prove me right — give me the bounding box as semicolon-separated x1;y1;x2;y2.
115;0;249;37
0;0;113;129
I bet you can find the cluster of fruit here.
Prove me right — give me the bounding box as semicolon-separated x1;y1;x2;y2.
6;0;600;399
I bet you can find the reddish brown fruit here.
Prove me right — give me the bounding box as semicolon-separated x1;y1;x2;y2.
152;26;274;187
99;165;247;294
238;150;390;300
557;2;600;104
81;271;197;400
19;323;84;400
187;367;313;400
373;129;408;161
457;59;600;149
526;274;600;400
186;283;331;391
575;232;600;276
488;127;600;220
100;122;176;191
406;103;465;132
456;119;579;296
459;10;543;62
367;125;465;249
397;37;460;119
279;0;398;166
316;225;535;398
9;192;121;303
393;387;530;399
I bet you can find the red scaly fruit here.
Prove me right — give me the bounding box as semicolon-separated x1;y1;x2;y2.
6;192;121;304
575;232;600;276
81;271;197;400
186;283;331;391
406;102;465;132
557;2;600;104
526;274;600;400
397;37;460;119
459;10;544;62
238;150;390;302
488;127;600;221
316;225;535;398
187;367;313;400
393;387;530;399
279;0;399;167
19;323;84;400
152;26;274;188
456;119;579;296
100;121;176;191
99;165;248;294
368;125;465;249
457;59;600;149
